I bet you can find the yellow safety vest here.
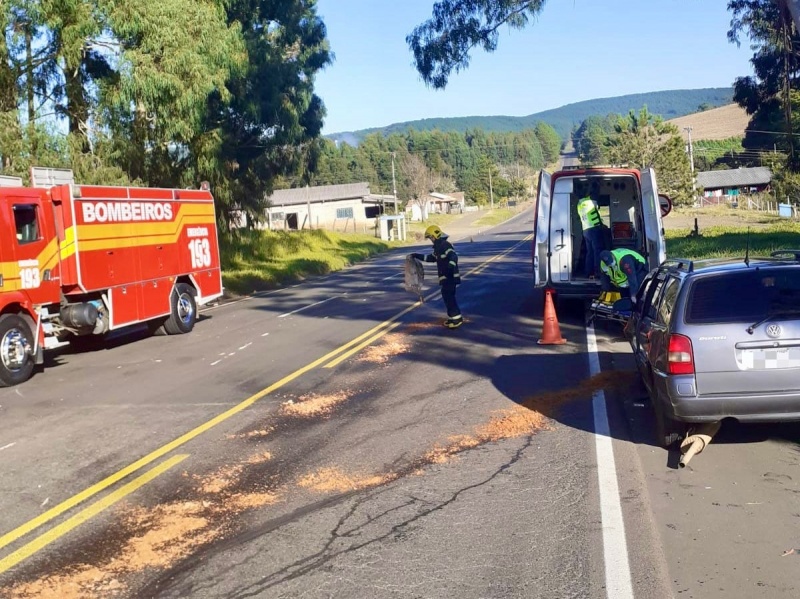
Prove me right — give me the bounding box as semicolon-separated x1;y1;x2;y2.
577;197;601;230
600;249;645;287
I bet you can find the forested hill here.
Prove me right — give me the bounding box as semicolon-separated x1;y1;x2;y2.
329;87;734;145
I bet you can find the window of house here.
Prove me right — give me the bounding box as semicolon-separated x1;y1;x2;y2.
336;207;354;219
14;205;40;244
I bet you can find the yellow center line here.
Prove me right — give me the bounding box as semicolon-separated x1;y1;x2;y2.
324;322;404;369
0;316;410;555
0;232;534;568
0;454;189;575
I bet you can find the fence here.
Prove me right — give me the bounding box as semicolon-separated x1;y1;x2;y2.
696;193;785;214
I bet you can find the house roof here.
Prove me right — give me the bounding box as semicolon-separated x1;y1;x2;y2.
428;192;464;202
696;167;772;190
267;182;370;207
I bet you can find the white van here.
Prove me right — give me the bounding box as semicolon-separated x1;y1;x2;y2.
532;167;672;300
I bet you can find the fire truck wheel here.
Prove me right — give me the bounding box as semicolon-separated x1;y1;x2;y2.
0;314;35;387
164;283;197;335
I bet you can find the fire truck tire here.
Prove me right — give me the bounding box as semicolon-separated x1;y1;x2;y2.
164;283;197;335
0;314;35;387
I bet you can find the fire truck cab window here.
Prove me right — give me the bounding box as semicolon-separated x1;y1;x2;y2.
14;205;39;244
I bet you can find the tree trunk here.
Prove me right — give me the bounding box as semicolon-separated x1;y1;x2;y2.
25;23;37;155
64;55;90;153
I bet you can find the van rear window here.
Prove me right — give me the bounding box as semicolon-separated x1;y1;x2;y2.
687;268;800;323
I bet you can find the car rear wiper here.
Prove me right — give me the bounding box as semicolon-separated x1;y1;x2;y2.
746;309;800;334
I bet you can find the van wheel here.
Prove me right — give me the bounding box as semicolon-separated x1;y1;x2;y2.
164;283;197;335
653;400;685;448
0;314;35;387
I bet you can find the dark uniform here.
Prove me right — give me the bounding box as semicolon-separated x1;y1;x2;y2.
599;249;648;300
577;195;604;278
412;225;462;328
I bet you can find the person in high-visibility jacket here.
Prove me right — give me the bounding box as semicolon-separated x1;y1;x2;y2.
576;182;605;278
599;249;648;299
411;225;462;328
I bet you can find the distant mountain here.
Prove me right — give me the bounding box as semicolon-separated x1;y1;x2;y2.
328;87;734;145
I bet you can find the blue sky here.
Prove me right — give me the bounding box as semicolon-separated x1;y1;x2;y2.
314;1;755;134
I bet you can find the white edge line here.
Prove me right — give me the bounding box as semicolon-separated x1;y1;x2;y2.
586;322;634;599
278;296;337;319
0;442;17;452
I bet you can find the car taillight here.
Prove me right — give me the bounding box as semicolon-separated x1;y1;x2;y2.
668;334;694;375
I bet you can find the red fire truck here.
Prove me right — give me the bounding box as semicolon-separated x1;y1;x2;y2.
0;170;223;386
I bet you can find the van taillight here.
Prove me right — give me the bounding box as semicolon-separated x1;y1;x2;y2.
668;334;694;375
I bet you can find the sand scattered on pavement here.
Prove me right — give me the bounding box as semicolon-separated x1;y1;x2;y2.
298;467;396;493
226;428;273;440
245;452;273;464
225;492;281;511
197;465;245;495
405;322;440;333
8;459;284;599
358;333;410;364
422;371;638;465
281;391;352;418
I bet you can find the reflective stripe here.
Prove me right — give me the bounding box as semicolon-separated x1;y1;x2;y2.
449;261;457;267
577;197;601;230
439;275;447;281
600;262;629;287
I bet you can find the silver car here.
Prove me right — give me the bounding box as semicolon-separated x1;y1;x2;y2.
624;251;800;447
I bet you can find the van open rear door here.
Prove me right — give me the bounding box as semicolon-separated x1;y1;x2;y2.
533;170;551;286
640;168;667;270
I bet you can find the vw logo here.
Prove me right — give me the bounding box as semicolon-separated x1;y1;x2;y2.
766;324;783;339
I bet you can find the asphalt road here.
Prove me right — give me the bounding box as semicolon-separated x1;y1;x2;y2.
0;210;798;599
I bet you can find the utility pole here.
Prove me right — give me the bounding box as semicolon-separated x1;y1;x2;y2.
489;169;494;210
391;152;398;215
684;126;695;173
684;126;697;204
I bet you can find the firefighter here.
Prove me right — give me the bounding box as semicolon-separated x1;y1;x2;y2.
411;225;463;328
598;249;648;300
577;180;605;278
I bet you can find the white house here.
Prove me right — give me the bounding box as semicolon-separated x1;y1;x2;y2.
407;191;466;222
247;182;396;231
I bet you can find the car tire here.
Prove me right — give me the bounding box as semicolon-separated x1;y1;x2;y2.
653;399;685;448
0;314;35;387
164;283;197;335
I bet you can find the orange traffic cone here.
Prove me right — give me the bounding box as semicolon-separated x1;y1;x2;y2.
538;289;566;345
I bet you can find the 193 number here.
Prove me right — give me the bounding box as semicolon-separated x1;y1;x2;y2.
188;238;212;268
20;267;40;289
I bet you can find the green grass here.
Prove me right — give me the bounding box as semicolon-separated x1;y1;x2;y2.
220;229;392;296
474;208;517;227
666;222;800;260
673;205;783;226
406;213;463;240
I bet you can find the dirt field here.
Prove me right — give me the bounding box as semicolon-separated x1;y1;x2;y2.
667;104;749;140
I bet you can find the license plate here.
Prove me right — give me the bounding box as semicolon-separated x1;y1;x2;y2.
737;347;800;370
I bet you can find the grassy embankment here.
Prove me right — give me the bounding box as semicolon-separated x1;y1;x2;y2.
474;208;518;227
666;213;800;260
221;229;393;296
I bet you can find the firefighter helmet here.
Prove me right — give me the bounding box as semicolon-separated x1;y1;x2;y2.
424;225;445;240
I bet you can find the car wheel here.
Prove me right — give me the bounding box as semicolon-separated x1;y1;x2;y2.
653;399;685;448
0;314;35;387
164;283;197;335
